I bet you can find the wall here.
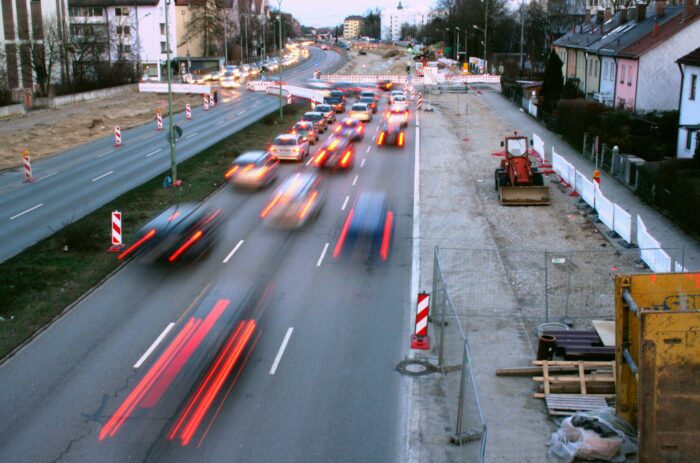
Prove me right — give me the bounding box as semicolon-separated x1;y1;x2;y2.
176;5;203;57
599;56;616;103
614;57;637;110
0;103;25;117
677;62;700;158
585;54;600;95
636;20;700;112
575;50;586;91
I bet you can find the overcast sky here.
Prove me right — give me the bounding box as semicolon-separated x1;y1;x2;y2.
280;0;436;28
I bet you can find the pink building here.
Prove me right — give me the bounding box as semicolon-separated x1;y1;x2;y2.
614;58;638;110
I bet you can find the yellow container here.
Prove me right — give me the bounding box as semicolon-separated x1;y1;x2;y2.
615;273;700;462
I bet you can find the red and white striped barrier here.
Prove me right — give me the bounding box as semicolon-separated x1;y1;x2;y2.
209;94;215;107
114;126;122;147
186;104;191;120
108;210;125;253
22;150;33;183
156;111;163;131
311;97;316;110
203;96;209;111
410;87;416;101
287;93;292;104
417;94;423;110
410;292;430;350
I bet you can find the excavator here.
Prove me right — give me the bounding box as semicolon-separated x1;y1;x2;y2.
494;133;551;206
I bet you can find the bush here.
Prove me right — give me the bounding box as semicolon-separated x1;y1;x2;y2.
54;62;138;97
555;99;606;145
599;110;678;161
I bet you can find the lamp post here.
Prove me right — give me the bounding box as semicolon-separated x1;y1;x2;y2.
277;0;283;117
454;26;460;62
164;0;177;182
519;0;525;70
473;24;485;73
483;0;488;73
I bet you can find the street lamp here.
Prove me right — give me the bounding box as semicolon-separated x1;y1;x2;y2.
454;26;460;61
473;24;485;73
277;0;283;117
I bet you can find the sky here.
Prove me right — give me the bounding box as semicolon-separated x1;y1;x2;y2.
279;0;437;28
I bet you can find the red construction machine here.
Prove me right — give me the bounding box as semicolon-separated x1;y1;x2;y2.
494;133;551;206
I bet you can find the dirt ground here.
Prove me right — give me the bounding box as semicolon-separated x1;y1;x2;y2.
336;48;412;76
0;89;205;171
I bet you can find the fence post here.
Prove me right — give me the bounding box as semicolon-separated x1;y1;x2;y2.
439;287;447;369
431;247;439;322
544;251;549;323
563;251;574;325
582;132;588;158
453;340;469;443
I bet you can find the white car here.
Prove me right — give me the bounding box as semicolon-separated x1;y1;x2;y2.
391;90;405;101
391;94;409;110
349;103;372;122
220;75;240;88
269;134;310;161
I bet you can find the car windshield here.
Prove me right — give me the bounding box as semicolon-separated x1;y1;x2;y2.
506;139;528;157
359;97;374;103
303;114;322;122
394;95;406;101
274;137;297;146
351;104;367;111
316;105;331;112
294;124;311;131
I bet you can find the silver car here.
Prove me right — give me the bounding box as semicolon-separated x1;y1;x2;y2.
269;134;310;161
314;104;336;124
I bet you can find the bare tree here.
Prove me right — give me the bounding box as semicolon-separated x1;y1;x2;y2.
110;14;135;63
184;0;225;56
67;18;109;83
19;17;65;96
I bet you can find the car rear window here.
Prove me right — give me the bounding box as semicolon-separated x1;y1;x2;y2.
274;137;297;146
352;104;367;111
316;105;332;112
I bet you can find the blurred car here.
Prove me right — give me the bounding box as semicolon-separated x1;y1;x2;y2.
269;133;309;161
224;65;241;78
224;150;279;189
314;103;336;124
360;90;378;102
377;118;406;147
358;96;377;113
333;192;394;261
292;121;318;144
117;203;224;264
387;105;409;128
377;79;394;91
324;96;345;113
301;111;328;133
220;75;240;88
192;73;210;84
391;94;409;110
261;172;326;228
349;103;372;122
333;117;364;141
208;70;222;81
390;90;404;100
314;136;355;171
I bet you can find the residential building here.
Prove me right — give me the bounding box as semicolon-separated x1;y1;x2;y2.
343;15;362;40
0;0;70;90
380;1;431;42
677;47;700;158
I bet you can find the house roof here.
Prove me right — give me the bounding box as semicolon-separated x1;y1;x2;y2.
678;47;700;66
620;5;700;58
345;15;364;21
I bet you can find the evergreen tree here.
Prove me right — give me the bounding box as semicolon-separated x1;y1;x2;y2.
541;49;563;111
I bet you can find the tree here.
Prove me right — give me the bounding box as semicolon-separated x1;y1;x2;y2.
184;0;225;56
541;49;563;111
363;8;381;39
524;0;548;72
67;18;109;83
400;23;420;41
20;17;64;96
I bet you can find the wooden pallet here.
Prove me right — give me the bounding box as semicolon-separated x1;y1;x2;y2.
544;394;609;416
532;360;615;399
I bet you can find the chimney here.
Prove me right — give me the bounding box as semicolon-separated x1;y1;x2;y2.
597;9;605;33
656;0;666;18
620;7;628;24
637;3;647;21
585;8;592;24
685;0;696;20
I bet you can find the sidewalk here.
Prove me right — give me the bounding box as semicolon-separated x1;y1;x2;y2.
479;90;700;270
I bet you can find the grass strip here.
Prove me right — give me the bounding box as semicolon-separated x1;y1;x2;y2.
0;103;308;360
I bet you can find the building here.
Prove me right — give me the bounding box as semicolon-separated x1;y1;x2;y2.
677;47;700;158
380;1;431;42
0;0;69;90
343;15;362;40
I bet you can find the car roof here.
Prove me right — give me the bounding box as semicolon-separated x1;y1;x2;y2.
341;117;360;125
277;172;320;199
394;94;406;99
315;104;331;109
274;133;298;140
235;151;269;163
304;111;323;116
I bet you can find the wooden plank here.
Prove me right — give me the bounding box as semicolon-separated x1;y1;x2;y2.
495;365;604;376
533;392;614;399
543;361;550;395
579;362;587;395
533;360;614;367
592;320;615;347
532;374;614;383
544;394;609;416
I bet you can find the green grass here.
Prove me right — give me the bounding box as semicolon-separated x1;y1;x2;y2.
0;103;307;359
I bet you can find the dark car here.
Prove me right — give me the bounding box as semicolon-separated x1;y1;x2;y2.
314;103;336;124
292;121;318;144
324;96;345;113
377;118;406;147
314;136;355;171
261;172;326;229
377;79;394;91
358;96;377;113
118;203;224;264
333;192;394;261
301;111;327;133
333;117;365;141
224;150;280;189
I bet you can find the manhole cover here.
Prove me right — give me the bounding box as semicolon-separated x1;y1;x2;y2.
396;359;438;376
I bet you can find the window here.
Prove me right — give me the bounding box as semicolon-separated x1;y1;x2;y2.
161;41;167;53
160;23;165;35
116;25;130;36
124;44;131;54
691;74;697;101
115;7;130;16
620;65;625;84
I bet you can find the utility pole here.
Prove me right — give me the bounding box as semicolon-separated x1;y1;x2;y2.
164;0;177;182
277;0;283;117
484;0;488;73
519;1;525;70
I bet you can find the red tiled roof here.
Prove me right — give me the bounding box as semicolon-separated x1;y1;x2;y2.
621;7;700;58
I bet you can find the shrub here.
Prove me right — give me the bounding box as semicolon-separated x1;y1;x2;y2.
555;99;606;145
0;86;14;106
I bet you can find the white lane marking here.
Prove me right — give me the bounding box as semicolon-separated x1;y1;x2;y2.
145;148;162;158
352;175;359;186
222;240;245;264
360;159;366;168
316;242;329;267
36;172;58;182
366;146;371;153
306;156;314;166
133;322;175;369
237;110;246;115
91;170;113;182
269;327;294;375
215;119;225;126
10;203;43;220
97;150;113;158
341;195;350;210
372;135;376;142
185;132;198;139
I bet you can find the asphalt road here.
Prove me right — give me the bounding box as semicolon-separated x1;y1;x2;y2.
0;94;417;462
0;47;343;264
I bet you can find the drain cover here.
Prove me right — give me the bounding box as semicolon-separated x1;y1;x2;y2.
396;359;438;376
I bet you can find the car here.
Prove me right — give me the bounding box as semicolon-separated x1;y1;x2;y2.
349;103;372;122
261;172;326;228
391;90;405;99
324;96;345;113
269;134;310;161
209;70;222;81
220;75;240;88
224;65;241;78
117;202;224;264
360;90;378;102
333;117;365;141
314;104;336;124
334;192;394;261
391;94;409;110
224;150;279;189
292;121;318;144
301;111;328;133
358;96;377;113
192;73;210;84
330;89;346;101
377;79;394;91
377;118;406;147
314;136;355;171
387;105;409;128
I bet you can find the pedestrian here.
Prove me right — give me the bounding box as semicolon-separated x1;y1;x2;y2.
213;89;218;104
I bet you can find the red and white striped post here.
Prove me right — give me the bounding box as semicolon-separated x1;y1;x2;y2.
311;97;316;110
287;92;292;104
22;149;34;183
156;110;163;131
410;292;431;349
209;93;215;107
417;94;423;111
410;87;416;100
203;96;209;111
114;126;122;147
108;210;125;253
185;103;192;120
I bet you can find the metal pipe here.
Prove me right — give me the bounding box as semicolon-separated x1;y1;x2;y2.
454;340;469;440
622;348;638;375
622;289;639;314
164;0;176;182
439;287;446;368
544;251;549;322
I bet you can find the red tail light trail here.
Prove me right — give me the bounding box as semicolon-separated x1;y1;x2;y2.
398;132;405;147
315;150;327;166
260;192;282;218
117;229;156;260
224;165;239;179
377;132;385;145
298;191;318;219
168;230;203;262
333;209;354;258
380;211;394;261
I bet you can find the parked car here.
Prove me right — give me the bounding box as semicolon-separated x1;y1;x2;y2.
269;134;310;161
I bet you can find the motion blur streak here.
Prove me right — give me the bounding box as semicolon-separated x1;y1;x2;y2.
117;229;156;260
168;211;181;222
171;320;257;446
260;193;283;218
201;208;222;226
255;166;269;179
299;191;319;219
380;211;394;261
378;132;385;146
99;300;230;441
315;150;327;165
168;230;203;262
398;133;405;147
224;165;239;179
339;151;352;167
333;209;354;258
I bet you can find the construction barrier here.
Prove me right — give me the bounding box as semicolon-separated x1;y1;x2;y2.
594;185;615;233
575;170;595;207
114;126;122;147
203;96;209;111
185;104;191;120
108;210;125;253
637;216;672;272
22;150;33;182
156;111;163;131
410;292;430;350
417;94;422;110
613;204;632;244
532;134;545;162
287;93;292;104
208;94;214;107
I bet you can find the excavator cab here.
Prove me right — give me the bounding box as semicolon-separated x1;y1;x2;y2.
495;133;551;206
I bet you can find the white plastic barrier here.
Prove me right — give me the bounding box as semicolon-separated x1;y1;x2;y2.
674;261;688;273
595;186;615;232
613;204;632;244
551;148;568;183
532;134;545;161
637;216;672;273
318;74;501;85
575;171;595;208
139;82;211;94
247;80;273;91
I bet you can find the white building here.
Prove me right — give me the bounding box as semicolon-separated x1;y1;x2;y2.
380;1;431;42
677;47;700;159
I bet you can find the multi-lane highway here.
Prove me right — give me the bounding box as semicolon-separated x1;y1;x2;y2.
0;89;418;461
0;47;343;263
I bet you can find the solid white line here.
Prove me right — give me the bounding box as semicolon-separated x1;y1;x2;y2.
352;174;359;186
306;156;314;166
97;150;113;159
316;242;329;267
145;148;162;158
10;203;43;220
341;195;350;210
133;322;175;369
237;110;246;115
215;119;225;126
269;327;294;375
372;135;376;141
91;170;113;182
185;132;198;139
222;240;245;264
36;172;58;182
360;159;366;168
366;146;371;153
